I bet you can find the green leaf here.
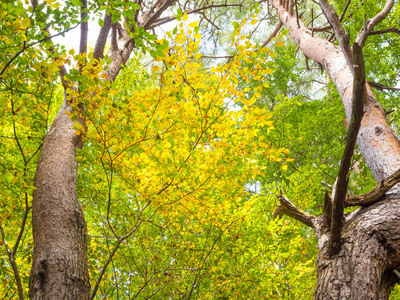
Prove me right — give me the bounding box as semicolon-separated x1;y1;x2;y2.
71;0;82;7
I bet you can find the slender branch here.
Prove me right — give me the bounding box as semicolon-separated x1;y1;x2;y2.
339;0;352;22
260;21;283;48
149;4;242;29
274;194;317;229
355;0;394;47
367;80;400;92
329;42;365;255
90;201;151;300
80;0;88;55
368;27;400;36
319;0;353;67
0;222;24;300
345;167;400;207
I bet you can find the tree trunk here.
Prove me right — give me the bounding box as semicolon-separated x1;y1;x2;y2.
29;101;90;299
314;198;400;299
268;0;400;298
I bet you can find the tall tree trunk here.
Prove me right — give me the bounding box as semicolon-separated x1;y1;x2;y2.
29;101;90;299
268;0;400;298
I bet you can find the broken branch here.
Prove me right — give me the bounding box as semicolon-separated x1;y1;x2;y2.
274;194;317;229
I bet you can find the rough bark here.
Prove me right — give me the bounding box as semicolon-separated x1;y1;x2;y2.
268;0;400;298
29;102;90;299
314;197;400;299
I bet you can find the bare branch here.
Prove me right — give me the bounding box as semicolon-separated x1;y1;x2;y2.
345;168;400;207
0;222;23;300
149;4;242;29
141;0;176;30
260;21;283;48
329;42;365;255
319;0;353;68
356;0;394;47
367;80;400;92
274;194;317;229
368;27;400;36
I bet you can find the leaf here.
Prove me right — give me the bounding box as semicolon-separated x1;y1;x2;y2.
98;18;104;27
182;12;188;22
251;19;258;25
193;33;202;39
71;0;82;6
194;53;202;59
188;21;198;28
276;41;284;47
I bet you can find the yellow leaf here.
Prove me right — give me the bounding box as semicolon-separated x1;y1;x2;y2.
188;21;199;28
263;82;269;88
244;87;250;92
193;33;202;39
251;19;258;25
281;164;288;170
182;12;188;21
194;53;202;59
276;41;284;47
264;68;273;74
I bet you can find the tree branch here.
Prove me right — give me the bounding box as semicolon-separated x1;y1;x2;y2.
355;0;394;47
368;27;400;36
148;4;242;29
367;80;400;92
329;42;365;255
319;0;353;68
274;194;317;229
345;168;400;207
79;0;88;55
93;12;112;60
260;21;283;48
0;222;23;300
322;191;332;229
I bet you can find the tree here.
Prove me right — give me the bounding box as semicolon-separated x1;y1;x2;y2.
264;0;400;298
1;0;400;299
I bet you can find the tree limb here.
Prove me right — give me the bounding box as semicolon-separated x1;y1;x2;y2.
355;0;394;47
345;168;400;207
149;4;242;29
274;194;317;229
319;0;353;68
93;13;112;60
323;191;332;229
79;0;88;55
368;27;400;36
329;42;365;256
367;80;400;92
260;21;283;48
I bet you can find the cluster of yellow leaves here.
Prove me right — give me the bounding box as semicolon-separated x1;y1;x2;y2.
76;20;285;226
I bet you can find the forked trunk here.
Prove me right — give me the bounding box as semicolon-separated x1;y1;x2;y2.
29;101;90;299
314;198;400;299
268;0;400;298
